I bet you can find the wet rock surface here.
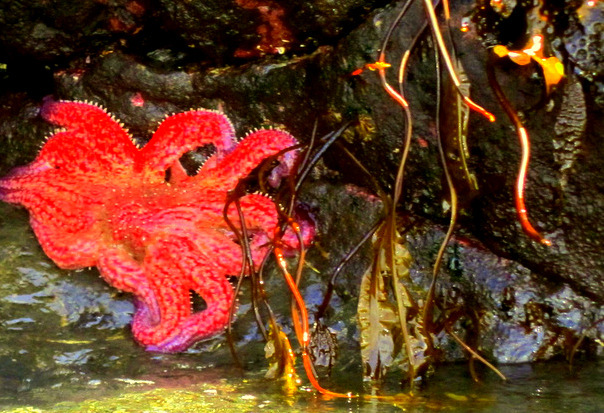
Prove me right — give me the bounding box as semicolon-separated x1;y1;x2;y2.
0;0;602;401
406;223;604;364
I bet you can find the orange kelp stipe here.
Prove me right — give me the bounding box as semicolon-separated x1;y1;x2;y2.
516;127;552;246
276;240;427;400
375;56;410;110
486;57;552;246
274;247;356;399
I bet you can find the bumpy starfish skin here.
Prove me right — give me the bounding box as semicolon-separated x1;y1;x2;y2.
0;100;314;352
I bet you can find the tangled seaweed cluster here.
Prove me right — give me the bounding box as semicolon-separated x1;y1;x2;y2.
278;0;600;396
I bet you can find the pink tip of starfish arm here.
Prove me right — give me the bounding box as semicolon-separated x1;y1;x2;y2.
201;129;299;189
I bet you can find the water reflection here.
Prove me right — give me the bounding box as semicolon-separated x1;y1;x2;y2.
0;359;601;412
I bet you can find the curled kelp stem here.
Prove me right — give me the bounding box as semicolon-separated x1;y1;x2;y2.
430;32;506;380
487;54;552;246
223;186;270;369
375;1;422;385
274;236;356;398
422;25;454;353
366;0;510;386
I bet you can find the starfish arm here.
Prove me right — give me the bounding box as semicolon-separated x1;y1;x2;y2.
134;233;239;352
40;100;139;174
0;161;107;225
139;110;236;179
97;247;161;326
2;177;105;268
197;129;298;189
131;266;191;346
0;166;57;208
0;162;55;204
32;215;100;269
185;225;245;277
146;245;235;353
146;275;233;353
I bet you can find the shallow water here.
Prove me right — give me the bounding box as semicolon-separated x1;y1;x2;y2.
0;345;602;413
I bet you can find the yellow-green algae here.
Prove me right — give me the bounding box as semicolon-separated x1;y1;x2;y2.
6;382;264;413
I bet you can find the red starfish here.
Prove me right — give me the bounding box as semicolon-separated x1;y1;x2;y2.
0;100;314;352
